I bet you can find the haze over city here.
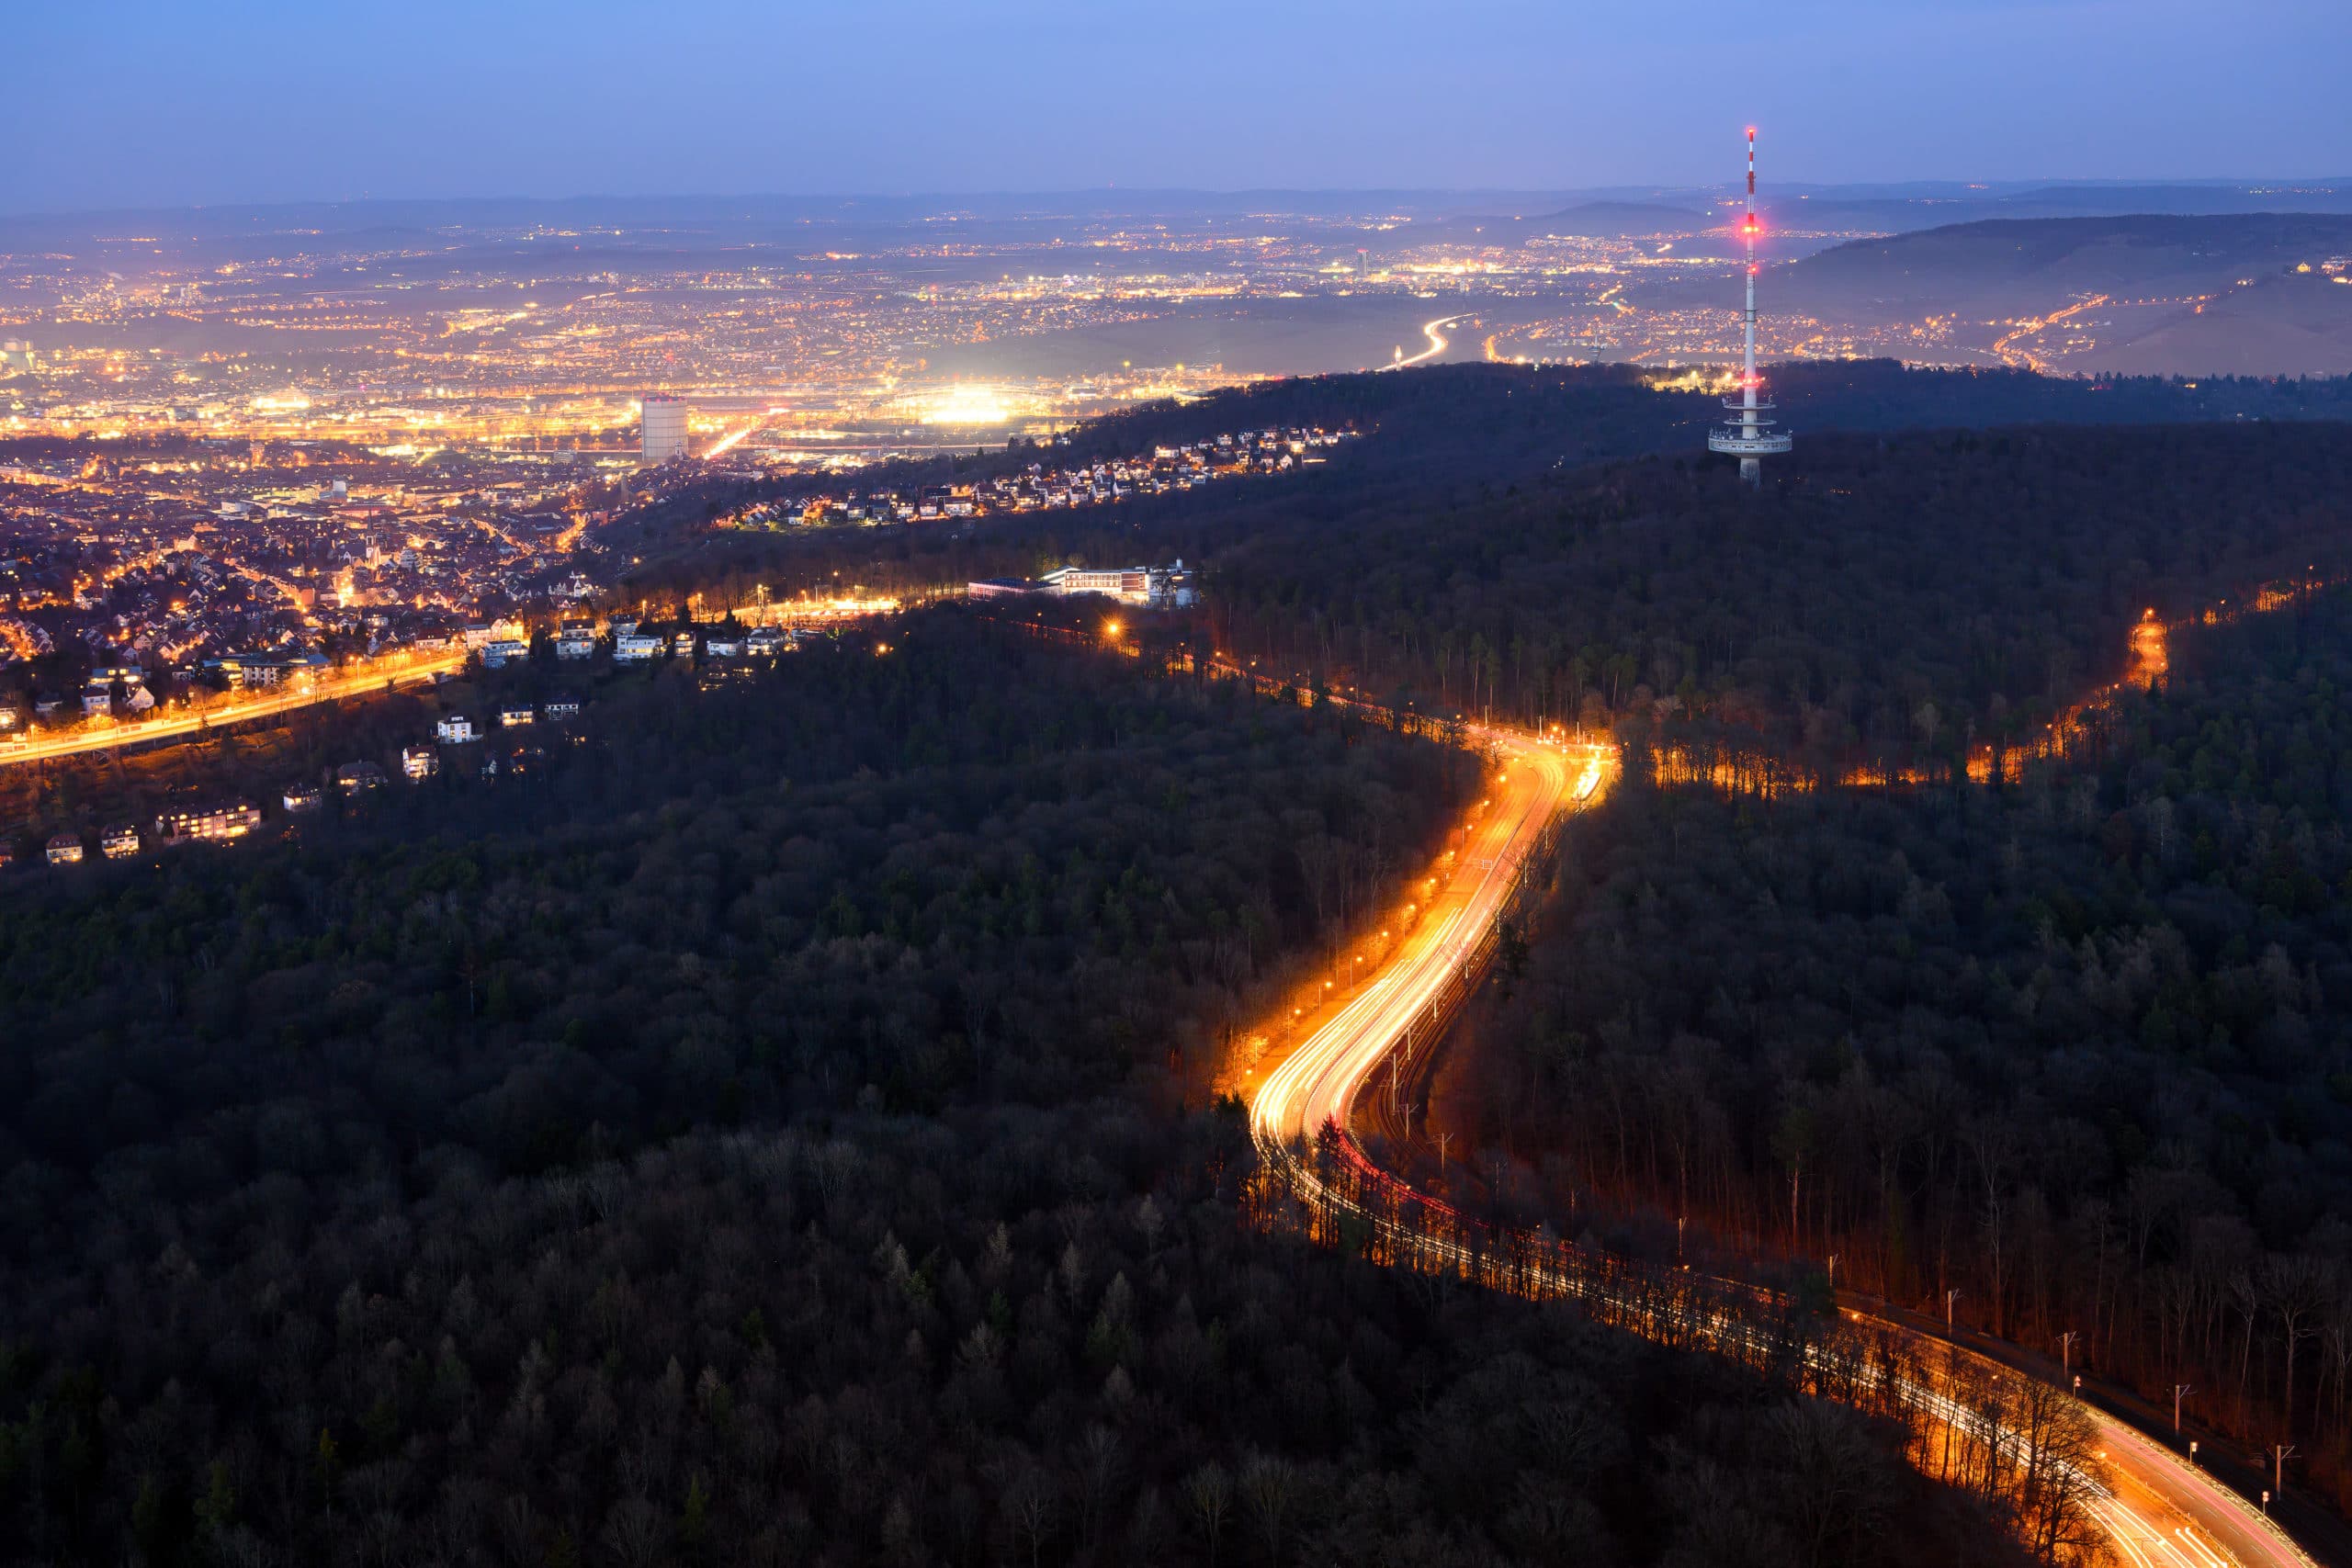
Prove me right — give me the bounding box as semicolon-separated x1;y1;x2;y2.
6;7;2352;1568
6;0;2347;210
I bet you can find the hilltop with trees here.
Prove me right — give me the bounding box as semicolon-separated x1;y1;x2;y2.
8;361;2352;1559
1435;582;2352;1515
606;361;2352;623
0;606;2044;1566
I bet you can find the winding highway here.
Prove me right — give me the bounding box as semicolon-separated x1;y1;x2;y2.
5;541;2332;1561
1250;732;1591;1147
1378;314;1470;372
1247;718;2324;1568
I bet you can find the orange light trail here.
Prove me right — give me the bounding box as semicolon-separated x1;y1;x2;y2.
703;421;761;458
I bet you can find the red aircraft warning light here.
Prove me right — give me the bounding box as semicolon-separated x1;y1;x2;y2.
1707;127;1793;486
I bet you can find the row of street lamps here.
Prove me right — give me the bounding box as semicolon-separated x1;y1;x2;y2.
1881;1265;2301;1519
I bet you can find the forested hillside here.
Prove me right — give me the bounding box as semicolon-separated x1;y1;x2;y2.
613;361;2352;628
1777;214;2352;315
1202;421;2352;777
0;1105;2024;1568
615;370;2352;787
0;609;1466;1188
1436;583;2352;1508
11;367;2352;1560
0;610;2036;1566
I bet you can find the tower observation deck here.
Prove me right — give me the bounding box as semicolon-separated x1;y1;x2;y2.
1707;128;1792;486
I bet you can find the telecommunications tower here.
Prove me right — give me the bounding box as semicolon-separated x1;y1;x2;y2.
1707;128;1792;486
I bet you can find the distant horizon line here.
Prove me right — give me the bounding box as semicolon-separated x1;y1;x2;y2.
7;175;2351;226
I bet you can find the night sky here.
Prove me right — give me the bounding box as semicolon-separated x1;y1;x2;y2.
6;0;2342;213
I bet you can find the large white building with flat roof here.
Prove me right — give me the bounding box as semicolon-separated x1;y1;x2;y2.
968;559;1197;608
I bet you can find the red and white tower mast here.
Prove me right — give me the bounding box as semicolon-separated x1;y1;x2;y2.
1708;127;1792;485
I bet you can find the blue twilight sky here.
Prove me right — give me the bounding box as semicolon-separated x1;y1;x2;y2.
3;0;2342;214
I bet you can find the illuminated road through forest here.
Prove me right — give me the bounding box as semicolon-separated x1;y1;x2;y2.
5;542;2332;1562
1250;731;1592;1149
1244;671;2323;1567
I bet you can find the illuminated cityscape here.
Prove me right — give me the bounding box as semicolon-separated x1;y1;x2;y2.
10;186;2173;730
0;195;1870;739
0;201;1871;461
4;181;2344;781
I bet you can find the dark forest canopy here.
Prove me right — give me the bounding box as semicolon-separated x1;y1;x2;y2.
9;362;2352;1558
625;359;2352;536
0;1105;2026;1568
0;611;2039;1567
1437;585;2352;1512
616;368;2352;782
0;609;1469;1203
1203;420;2352;773
609;360;2352;610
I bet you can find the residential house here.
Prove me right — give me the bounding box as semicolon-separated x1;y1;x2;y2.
156;802;262;843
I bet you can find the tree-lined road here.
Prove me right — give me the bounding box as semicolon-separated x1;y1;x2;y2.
1247;716;2325;1568
0;647;467;769
1250;732;1590;1151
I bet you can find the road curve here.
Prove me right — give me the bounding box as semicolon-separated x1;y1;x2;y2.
1250;730;1589;1149
1377;314;1470;372
1248;721;2324;1568
2093;1410;2312;1568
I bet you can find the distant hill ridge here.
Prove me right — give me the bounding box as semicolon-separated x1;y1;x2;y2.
1420;199;1714;245
1758;212;2352;378
1511;199;1713;235
1781;211;2352;308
